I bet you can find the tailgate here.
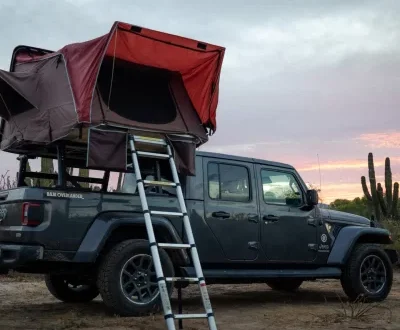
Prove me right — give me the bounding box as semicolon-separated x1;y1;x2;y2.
0;188;50;242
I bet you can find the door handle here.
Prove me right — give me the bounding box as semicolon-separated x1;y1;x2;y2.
248;214;259;223
212;211;230;219
263;215;279;222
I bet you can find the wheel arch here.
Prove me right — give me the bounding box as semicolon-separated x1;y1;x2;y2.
73;212;190;266
327;226;393;266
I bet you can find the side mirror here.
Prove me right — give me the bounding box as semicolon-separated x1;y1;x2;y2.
306;189;319;206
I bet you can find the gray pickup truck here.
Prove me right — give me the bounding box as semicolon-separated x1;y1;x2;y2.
0;151;397;316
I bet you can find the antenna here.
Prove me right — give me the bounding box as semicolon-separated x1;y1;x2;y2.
317;153;322;192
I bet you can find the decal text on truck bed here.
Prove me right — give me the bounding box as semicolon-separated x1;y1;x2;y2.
45;191;84;199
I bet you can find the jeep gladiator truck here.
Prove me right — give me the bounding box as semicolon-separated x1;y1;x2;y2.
0;151;397;316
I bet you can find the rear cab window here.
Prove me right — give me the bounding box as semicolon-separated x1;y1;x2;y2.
207;162;251;203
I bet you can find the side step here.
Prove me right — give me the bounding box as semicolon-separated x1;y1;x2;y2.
181;267;342;279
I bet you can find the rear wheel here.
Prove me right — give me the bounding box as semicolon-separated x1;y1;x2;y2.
97;239;174;316
266;278;303;292
341;243;393;302
45;274;99;303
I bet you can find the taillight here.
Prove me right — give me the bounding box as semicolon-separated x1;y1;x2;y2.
21;202;42;226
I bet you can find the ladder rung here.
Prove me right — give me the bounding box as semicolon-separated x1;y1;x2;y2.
144;180;177;187
137;151;169;159
151;210;183;217
158;243;191;249
133;136;167;146
174;314;208;320
165;277;199;283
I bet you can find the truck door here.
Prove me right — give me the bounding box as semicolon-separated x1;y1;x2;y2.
256;165;318;263
203;157;260;261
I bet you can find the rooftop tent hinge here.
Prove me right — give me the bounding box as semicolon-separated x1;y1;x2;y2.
197;42;207;50
130;25;142;33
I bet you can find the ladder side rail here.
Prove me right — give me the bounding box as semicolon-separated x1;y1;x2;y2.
129;136;177;330
166;145;217;330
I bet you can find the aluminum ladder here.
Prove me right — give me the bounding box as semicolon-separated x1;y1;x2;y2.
128;135;217;330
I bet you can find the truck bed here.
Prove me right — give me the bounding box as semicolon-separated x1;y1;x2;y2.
0;187;182;252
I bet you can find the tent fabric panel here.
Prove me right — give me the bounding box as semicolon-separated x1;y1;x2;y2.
166;137;197;176
96;56;183;126
93;66;206;140
87;128;127;171
0;69;40;119
59;34;111;123
104;23;224;131
168;74;208;143
0;74;35;120
0;56;78;150
1;107;51;150
117;22;224;53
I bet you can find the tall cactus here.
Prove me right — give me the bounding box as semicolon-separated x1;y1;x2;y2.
361;152;399;221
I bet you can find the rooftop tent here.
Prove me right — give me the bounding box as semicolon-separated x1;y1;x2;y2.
0;21;225;174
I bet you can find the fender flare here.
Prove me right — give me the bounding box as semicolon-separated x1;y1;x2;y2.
73;212;189;264
327;226;392;265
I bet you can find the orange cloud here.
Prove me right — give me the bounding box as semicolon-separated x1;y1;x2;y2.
308;182;364;204
356;132;400;149
299;157;400;172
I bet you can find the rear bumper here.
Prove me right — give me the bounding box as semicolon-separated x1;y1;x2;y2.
0;244;43;270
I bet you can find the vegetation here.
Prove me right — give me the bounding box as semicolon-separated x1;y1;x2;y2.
0;157;91;190
329;197;371;218
361;153;399;222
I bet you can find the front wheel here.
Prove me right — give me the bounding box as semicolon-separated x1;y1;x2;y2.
341;243;393;302
97;239;174;316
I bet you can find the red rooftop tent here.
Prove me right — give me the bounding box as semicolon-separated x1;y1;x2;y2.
0;21;225;174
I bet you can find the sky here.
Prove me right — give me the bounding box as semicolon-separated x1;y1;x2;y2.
0;0;399;203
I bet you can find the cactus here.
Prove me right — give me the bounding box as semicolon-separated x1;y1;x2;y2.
361;152;399;221
393;183;399;218
361;153;381;221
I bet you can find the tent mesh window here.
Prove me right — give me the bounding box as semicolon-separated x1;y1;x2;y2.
97;56;178;124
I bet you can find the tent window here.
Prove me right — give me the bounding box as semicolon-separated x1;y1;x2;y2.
97;56;177;124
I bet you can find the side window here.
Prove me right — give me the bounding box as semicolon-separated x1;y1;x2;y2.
208;162;250;202
261;169;303;206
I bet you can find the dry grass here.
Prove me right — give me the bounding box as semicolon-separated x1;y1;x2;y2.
1;273;400;329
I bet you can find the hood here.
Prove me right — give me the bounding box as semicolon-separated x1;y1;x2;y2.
320;208;370;227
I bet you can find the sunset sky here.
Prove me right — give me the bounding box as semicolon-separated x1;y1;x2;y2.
0;0;399;204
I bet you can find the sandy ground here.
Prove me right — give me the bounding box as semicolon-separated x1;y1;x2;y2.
1;273;400;330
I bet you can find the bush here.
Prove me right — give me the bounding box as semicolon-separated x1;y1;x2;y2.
381;219;400;251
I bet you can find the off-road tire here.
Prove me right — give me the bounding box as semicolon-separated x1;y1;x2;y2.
341;243;393;302
97;239;174;317
45;274;99;303
266;278;303;292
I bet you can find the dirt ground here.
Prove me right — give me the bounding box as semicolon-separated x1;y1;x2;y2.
1;272;400;330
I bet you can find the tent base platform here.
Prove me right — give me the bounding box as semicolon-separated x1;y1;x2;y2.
3;125;199;175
